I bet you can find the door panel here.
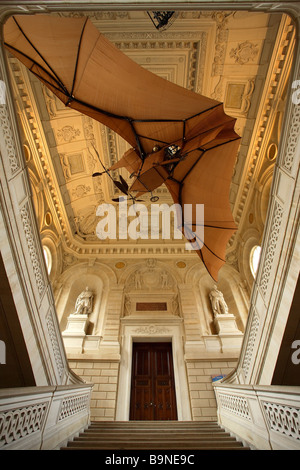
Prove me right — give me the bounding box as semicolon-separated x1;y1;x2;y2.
130;342;177;420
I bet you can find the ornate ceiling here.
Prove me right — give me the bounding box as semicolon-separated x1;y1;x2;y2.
6;9;294;267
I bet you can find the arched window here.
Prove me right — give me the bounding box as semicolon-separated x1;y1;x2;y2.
250;245;261;278
43;246;52;275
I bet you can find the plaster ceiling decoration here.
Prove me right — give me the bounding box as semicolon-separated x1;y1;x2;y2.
5;9;294;271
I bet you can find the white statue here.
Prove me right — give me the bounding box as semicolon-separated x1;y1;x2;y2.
209;285;229;316
161;270;169;288
134;271;142;289
74;287;93;316
124;296;131;316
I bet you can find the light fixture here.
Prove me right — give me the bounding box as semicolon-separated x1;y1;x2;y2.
147;11;177;31
250;245;261;278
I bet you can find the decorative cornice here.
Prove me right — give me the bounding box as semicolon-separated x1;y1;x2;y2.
229;16;295;249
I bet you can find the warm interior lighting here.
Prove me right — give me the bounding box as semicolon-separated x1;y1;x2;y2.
250;245;261;278
43;246;52;275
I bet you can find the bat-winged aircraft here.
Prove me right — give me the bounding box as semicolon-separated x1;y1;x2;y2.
4;14;240;280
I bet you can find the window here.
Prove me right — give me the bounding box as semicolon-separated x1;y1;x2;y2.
250;245;261;278
43;246;52;275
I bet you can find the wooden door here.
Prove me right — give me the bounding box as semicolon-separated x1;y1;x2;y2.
130;342;177;420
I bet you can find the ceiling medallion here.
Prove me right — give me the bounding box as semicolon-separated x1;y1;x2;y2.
115;262;126;269
176;261;186;269
45;212;52;227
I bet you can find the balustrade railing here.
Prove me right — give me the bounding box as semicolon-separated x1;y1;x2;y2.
214;383;300;450
0;384;93;450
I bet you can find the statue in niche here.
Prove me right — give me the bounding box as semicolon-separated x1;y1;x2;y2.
172;295;180;316
124;296;131;316
74;286;94;316
161;270;169;288
209;285;229;317
134;271;142;289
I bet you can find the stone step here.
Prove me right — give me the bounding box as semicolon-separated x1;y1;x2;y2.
88;421;221;429
62;441;248;450
88;422;220;425
75;434;236;442
86;428;225;434
62;443;249;451
79;430;230;439
61;421;250;451
87;424;223;430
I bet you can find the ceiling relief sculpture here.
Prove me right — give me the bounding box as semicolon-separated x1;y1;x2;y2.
5;9;294;275
229;41;260;65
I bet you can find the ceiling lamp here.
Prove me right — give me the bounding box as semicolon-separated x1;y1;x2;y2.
147;11;177;31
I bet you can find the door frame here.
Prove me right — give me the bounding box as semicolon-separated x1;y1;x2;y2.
116;322;192;421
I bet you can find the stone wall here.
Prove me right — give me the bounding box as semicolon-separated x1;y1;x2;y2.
69;360;119;421
186;359;238;421
68;357;238;422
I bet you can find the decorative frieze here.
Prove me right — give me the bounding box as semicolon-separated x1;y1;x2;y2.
133;325;170;335
126;264;174;292
229;16;295;249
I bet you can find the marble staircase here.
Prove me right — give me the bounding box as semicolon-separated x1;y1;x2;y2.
61;421;250;450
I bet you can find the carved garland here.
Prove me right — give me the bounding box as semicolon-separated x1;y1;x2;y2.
133;325;170;335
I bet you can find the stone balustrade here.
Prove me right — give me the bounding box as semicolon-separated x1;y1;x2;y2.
213;383;300;450
0;383;93;450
